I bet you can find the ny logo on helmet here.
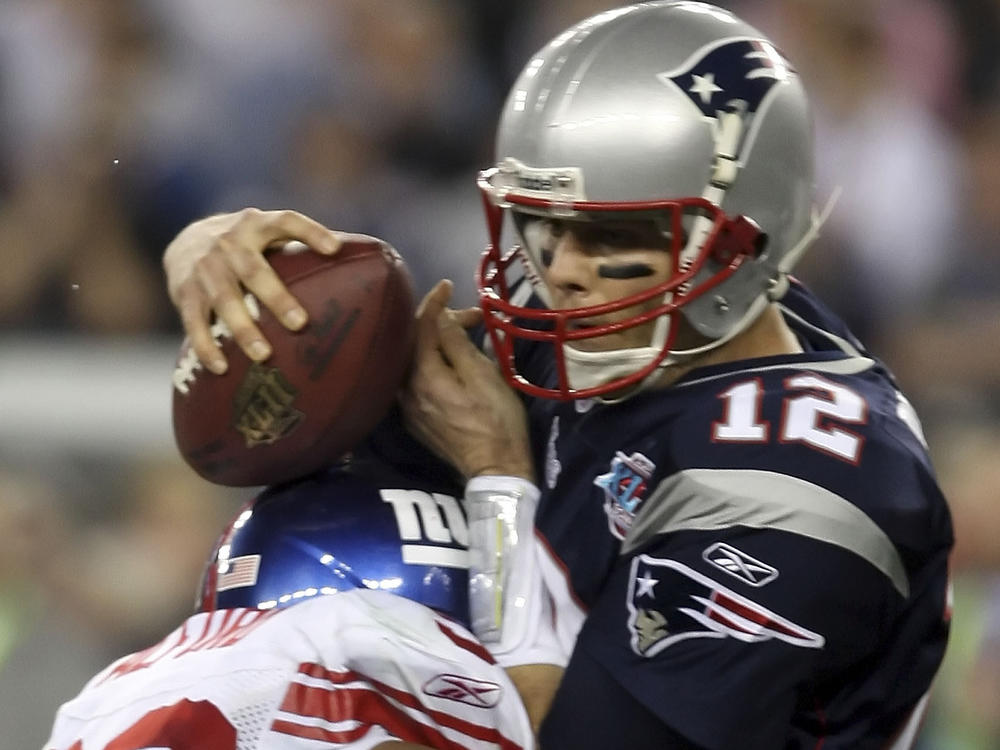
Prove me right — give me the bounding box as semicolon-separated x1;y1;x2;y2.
380;489;470;569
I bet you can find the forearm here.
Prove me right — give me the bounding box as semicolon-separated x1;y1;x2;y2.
506;663;565;738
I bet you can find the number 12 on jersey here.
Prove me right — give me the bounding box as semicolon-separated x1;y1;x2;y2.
712;374;868;464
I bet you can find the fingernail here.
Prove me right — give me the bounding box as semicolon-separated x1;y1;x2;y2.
249;341;270;361
208;357;227;374
284;308;307;329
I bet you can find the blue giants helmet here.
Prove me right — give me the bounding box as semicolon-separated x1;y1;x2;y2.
197;461;471;627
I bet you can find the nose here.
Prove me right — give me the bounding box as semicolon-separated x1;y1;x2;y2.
544;231;592;302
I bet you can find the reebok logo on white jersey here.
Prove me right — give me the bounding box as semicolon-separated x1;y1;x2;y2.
703;542;778;587
423;674;502;708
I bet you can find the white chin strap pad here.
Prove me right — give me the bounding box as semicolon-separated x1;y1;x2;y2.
563;341;662;393
562;295;674;395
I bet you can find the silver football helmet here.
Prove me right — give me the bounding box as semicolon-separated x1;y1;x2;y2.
477;1;826;400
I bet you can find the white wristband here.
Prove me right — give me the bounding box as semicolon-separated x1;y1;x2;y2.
465;475;540;647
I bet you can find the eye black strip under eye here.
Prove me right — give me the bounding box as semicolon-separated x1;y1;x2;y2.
598;263;655;279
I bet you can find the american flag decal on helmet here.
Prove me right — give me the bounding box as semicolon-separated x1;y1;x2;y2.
657;38;794;119
216;554;261;592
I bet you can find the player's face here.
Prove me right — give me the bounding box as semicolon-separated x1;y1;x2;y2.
528;216;675;352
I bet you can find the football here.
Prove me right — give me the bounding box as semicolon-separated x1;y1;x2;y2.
172;237;415;487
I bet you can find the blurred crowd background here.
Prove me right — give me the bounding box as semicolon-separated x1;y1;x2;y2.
0;0;997;747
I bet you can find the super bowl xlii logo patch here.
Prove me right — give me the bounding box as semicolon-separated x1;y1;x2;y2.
594;451;655;540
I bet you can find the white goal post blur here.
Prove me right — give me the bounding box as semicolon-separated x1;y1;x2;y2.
0;336;181;457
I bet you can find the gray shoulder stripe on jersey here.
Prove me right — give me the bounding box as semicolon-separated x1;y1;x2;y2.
678;354;875;388
622;468;909;598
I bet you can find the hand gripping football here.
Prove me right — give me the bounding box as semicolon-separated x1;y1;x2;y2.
172;237;415;486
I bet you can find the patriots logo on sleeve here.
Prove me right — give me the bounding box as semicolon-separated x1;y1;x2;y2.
656;38;793;119
626;554;824;658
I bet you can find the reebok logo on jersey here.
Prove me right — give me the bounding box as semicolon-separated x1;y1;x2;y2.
595;451;655;540
626;555;824;658
422;674;502;708
702;542;778;587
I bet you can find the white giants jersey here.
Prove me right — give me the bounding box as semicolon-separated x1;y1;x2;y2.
45;590;534;750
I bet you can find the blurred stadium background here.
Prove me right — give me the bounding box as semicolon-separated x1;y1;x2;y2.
1;1;998;747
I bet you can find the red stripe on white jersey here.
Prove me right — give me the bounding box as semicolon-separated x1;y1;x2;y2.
275;663;525;750
273;689;462;750
436;620;496;664
270;717;372;745
296;662;358;685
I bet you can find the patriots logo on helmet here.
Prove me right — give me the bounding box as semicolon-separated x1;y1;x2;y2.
626;555;824;658
657;37;794;120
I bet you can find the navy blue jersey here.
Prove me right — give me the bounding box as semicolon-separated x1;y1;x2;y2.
522;282;953;749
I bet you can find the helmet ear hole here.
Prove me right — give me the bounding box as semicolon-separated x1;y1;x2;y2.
710;216;767;265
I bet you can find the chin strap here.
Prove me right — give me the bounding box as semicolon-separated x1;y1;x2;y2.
562;340;665;395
